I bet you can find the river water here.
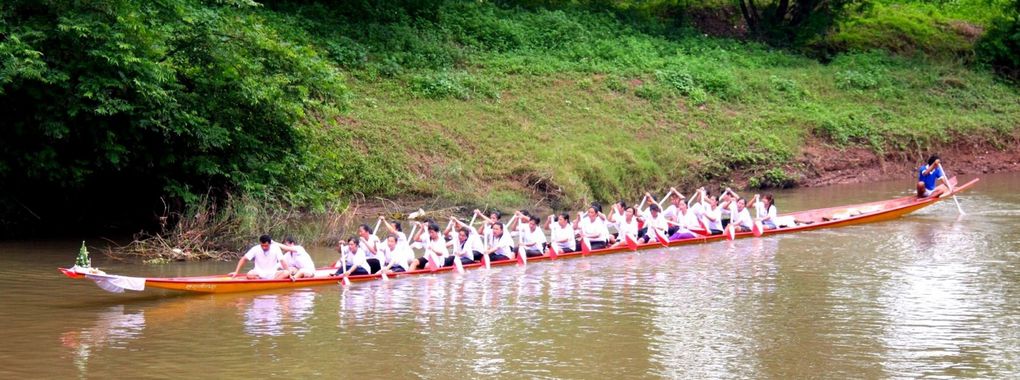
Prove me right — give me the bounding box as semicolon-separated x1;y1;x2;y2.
1;173;1018;379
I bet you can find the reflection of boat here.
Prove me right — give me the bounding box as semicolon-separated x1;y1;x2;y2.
60;305;146;376
59;177;979;294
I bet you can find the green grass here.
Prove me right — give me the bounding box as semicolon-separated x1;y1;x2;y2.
823;1;1012;58
255;1;1020;210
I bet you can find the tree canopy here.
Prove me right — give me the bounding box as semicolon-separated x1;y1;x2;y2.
0;0;347;234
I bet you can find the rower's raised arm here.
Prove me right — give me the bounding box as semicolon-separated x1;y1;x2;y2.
381;217;398;234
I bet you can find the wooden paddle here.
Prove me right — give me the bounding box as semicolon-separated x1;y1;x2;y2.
938;164;965;215
339;247;351;286
516;245;528;266
624;233;638;251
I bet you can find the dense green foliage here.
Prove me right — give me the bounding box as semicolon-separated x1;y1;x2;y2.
976;0;1020;80
1;0;1018;238
735;0;864;45
0;0;382;234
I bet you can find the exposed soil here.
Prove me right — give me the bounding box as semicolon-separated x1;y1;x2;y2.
793;138;1020;187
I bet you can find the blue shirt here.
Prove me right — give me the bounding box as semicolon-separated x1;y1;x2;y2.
918;164;944;191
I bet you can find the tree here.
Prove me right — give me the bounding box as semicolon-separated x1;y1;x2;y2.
0;0;348;235
977;0;1020;81
736;0;866;45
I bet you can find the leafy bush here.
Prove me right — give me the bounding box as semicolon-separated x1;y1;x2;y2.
769;75;802;94
816;112;884;148
410;73;471;99
635;84;666;101
976;1;1020;80
656;69;698;95
408;72;499;100
605;75;628;93
835;69;883;90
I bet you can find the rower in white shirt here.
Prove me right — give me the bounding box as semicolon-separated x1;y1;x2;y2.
731;197;754;233
334;237;372;277
356;224;383;274
379;235;416;274
281;236;316;278
230;235;291;279
518;215;547;257
483;222;515;261
609;206;639;248
660;190;685;236
379;216;408;246
575;204;610;250
473;209;502;241
410;222;450;270
639;204;668;243
545;213;577;252
752;194;778;230
452;217;488;261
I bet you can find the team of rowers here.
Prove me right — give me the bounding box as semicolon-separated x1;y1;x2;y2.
228;187;782;280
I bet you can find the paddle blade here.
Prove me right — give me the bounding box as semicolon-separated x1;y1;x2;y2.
727;225;736;240
581;238;591;256
483;253;491;269
341;276;351;286
453;256;465;273
425;254;440;272
380;270;389;281
655;229;669;247
698;217;709;232
625;234;638;251
547;245;558;259
752;221;764;237
516;246;527;266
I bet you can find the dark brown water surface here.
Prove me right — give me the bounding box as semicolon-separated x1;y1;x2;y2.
1;174;1018;378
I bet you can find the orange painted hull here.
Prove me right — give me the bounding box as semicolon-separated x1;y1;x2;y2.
60;177;979;294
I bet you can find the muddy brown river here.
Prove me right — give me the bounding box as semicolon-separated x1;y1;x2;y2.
1;173;1018;378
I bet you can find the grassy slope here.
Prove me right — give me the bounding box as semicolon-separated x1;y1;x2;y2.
272;2;1020;209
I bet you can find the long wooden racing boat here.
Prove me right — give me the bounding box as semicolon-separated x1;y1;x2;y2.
60;177;979;294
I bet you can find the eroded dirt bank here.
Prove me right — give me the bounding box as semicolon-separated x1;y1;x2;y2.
795;139;1020;188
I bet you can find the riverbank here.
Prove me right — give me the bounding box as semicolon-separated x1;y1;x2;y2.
8;0;1017;248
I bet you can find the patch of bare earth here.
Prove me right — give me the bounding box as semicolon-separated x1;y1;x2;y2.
794;137;1020;187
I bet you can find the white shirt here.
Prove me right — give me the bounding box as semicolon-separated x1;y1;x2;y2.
617;216;639;239
359;235;381;260
243;244;284;275
424;234;449;258
704;205;723;231
579;216;610;242
521;225;547;249
641;210;667;231
283;246;315;270
734;207;754;229
550;223;576;251
679;209;701;231
380;243;414;270
393;231;408;245
487;232;513;256
456;232;485;256
755;202;777;222
662;204;680;223
608;210;625;230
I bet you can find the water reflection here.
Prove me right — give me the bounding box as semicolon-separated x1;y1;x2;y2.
240;290;317;338
60;305;145;377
